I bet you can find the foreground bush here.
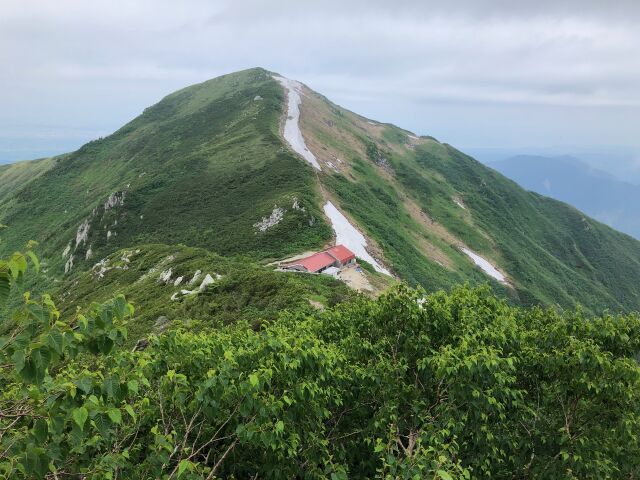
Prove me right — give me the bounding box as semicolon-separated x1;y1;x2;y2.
1;250;640;478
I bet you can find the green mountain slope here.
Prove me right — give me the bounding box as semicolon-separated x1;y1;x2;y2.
294;84;640;312
1;68;329;274
1;67;640;313
0;156;57;206
56;243;353;345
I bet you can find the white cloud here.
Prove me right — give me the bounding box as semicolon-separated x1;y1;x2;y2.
0;0;639;162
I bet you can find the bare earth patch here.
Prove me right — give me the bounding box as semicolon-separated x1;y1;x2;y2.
337;265;375;293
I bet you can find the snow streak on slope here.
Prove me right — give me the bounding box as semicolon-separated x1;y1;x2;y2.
461;247;506;283
273;76;322;171
323;201;391;276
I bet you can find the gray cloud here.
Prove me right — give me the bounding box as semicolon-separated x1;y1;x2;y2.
1;0;639;163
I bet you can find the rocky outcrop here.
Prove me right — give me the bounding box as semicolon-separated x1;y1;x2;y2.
254;206;285;232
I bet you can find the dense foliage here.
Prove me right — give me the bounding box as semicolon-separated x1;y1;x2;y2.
2;249;640;478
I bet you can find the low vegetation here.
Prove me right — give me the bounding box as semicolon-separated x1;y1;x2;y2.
2;248;640;478
56;243;355;344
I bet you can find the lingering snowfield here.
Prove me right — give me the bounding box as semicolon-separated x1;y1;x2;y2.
273;76;322;171
461;247;506;283
323;201;391;276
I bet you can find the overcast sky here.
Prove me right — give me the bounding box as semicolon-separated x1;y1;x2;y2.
2;0;639;173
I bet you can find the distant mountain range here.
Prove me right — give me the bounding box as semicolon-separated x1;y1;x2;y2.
490;155;640;240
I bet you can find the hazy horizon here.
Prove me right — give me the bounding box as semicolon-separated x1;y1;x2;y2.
2;1;639;178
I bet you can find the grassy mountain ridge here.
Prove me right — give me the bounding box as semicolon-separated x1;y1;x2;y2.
0;156;57;207
491;154;640;239
1;68;330;275
294;83;640;312
1;67;640;313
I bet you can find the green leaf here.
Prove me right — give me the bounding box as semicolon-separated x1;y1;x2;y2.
127;379;139;394
72;407;89;431
9;252;27;279
178;459;191;477
108;408;122;425
47;329;64;355
249;373;259;387
26;251;40;272
275;420;284;433
124;405;136;421
103;375;120;399
437;470;454;480
33;418;48;443
0;269;10;305
22;445;49;477
12;349;25;373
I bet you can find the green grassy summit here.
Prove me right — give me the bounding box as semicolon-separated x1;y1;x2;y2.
0;68;329;276
1;67;640;313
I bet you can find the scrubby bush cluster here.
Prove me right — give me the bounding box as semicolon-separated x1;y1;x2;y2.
2;248;640;478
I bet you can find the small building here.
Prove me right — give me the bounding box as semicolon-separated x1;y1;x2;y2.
321;266;341;278
283;244;356;273
325;245;356;267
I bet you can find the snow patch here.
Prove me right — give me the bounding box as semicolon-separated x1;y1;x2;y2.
254;205;285;232
323;201;391;276
272;75;322;171
461;248;506;283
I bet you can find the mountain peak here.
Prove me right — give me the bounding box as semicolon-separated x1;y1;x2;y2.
3;68;640;314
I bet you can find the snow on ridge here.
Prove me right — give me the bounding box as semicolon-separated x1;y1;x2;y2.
273;75;322;171
323;201;391;276
461;247;506;283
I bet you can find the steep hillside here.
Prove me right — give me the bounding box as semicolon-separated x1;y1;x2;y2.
491;155;640;239
56;243;354;344
290;82;640;312
1;68;640;313
0;156;57;206
0;69;330;275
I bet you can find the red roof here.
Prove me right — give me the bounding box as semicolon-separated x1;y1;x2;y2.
287;252;336;273
326;245;355;264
